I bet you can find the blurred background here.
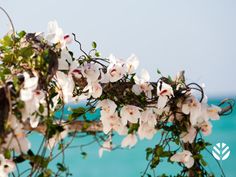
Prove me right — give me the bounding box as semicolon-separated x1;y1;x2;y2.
0;0;235;176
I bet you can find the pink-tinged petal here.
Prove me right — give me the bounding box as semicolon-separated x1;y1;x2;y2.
58;48;72;70
82;62;100;82
157;80;174;97
0;155;15;175
185;157;194;168
138;123;156;140
96;99;117;116
98;148;104;158
182;104;190;114
140;69;150;82
102;120;112;134
3;159;15;174
91;82;102;98
30;116;40;128
170;150;194;168
99;138;112;158
157;96;168;109
106;55;126;82
132;84;142;95
200;121;212;136
120;105;141;124
126;54;139;74
190;107;201;126
207;105;221;120
170;153;183;162
140;109;157;127
115;124;128;136
180;127;197;143
121;134;137;149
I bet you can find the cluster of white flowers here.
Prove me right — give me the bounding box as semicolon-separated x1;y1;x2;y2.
1;20;224;175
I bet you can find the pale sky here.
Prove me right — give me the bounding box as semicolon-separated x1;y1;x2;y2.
0;0;236;96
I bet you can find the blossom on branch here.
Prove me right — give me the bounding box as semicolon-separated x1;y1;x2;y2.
121;134;137;149
132;69;153;98
120;105;142;125
0;154;15;177
170;150;194;168
157;80;174;109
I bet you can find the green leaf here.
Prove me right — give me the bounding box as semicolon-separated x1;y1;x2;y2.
38;169;53;177
0;35;13;46
4;150;11;159
167;75;172;82
128;123;139;134
150;156;160;169
95;51;100;57
145;147;153;160
92;41;97;48
70;107;86;120
2;68;11;75
154;145;164;156
19;47;34;58
17;31;26;38
157;69;161;74
161;151;171;157
81;152;87;159
200;158;207;166
57;163;67;172
39;103;45;113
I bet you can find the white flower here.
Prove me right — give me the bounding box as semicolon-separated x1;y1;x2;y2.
20;73;45;128
3;115;31;154
121;134;137;149
83;81;102;99
182;96;202;126
157;80;174;109
46;123;68;150
21;90;45;128
106;54;126;82
140;109;157;127
138;123;156;140
100;112;128;135
134;69;150;84
132;69;153;98
96;99;117;116
46;20;71;49
55;71;75;103
199;121;212;136
207;105;221;120
99;137;112;158
69;61;83;79
82;62;100;82
180;126;197;144
126;54;139;74
170;150;194;168
20;72;38;101
120;105;141;125
58;48;73;70
0;154;15;177
90;82;103;98
100;112;120;134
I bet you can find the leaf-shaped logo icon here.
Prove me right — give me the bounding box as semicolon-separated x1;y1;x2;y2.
212;143;230;161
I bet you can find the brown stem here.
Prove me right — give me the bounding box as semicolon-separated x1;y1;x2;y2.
23;120;103;134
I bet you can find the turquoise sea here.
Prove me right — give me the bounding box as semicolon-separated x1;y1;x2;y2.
23;98;235;177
